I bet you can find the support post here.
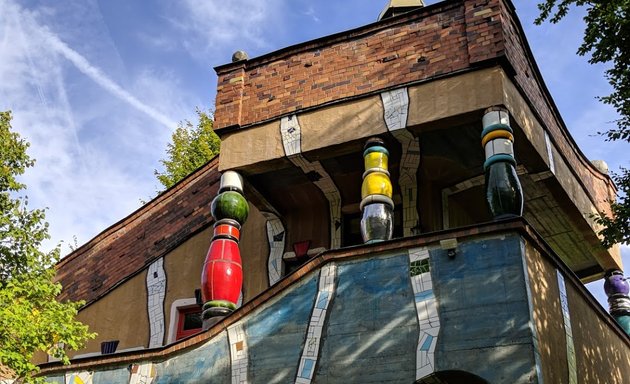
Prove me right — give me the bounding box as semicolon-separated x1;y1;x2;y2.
201;171;249;329
604;270;630;335
360;138;394;243
481;107;523;219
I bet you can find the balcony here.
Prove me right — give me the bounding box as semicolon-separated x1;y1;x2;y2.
38;219;630;383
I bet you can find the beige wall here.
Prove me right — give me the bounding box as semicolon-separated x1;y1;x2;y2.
69;269;149;359
49;202;274;361
525;242;630;383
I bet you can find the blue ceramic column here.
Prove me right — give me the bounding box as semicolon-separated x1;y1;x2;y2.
481;107;523;219
604;270;630;335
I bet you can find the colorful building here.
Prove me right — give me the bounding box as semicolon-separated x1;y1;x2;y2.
37;0;629;382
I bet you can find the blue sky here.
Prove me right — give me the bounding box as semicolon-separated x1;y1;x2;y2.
0;0;627;305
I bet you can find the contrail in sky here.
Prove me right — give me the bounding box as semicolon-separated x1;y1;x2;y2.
42;28;177;130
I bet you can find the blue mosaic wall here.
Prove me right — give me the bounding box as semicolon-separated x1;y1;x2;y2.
315;254;417;383
244;273;318;383
41;233;540;384
431;235;537;382
154;332;231;384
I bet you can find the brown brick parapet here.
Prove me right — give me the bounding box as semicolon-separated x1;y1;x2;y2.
214;0;509;130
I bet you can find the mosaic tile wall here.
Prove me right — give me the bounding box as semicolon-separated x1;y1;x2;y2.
263;211;285;286
556;270;577;384
381;88;420;236
43;234;544;384
146;257;166;348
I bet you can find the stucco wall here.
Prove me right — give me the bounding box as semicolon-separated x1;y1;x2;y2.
525;242;630;384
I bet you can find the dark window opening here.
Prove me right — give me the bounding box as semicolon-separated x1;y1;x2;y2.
176;306;202;340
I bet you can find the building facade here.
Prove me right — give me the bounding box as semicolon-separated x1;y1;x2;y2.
37;0;629;383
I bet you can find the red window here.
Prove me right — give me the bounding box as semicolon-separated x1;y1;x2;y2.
176;306;203;340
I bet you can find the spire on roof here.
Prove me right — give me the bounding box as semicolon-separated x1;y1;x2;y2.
378;0;425;21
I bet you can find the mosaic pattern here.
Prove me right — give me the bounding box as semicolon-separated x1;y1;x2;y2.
147;257;166;348
280;115;342;248
129;363;156;384
544;131;556;174
381;88;409;131
228;323;248;384
66;371;93;384
295;264;337;384
408;247;440;380
263;211;286;286
556;270;577;384
280;115;302;156
382;88;420;236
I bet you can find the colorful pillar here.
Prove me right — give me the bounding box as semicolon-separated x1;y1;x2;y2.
201;171;249;327
360;138;394;243
481;107;523;219
604;270;630;335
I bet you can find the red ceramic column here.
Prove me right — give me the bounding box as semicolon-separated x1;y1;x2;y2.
201;171;249;328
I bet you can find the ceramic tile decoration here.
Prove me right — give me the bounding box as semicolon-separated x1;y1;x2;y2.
281;115;342;248
382;88;421;236
146;257;166;348
263;212;285;286
66;371;93;384
481;107;523;219
280;115;302;157
556;270;577;384
228;323;249;384
129;363;156;384
381;88;409;131
202;172;248;322
408;247;440;380
544;131;556;174
360;138;394;243
295;264;337;384
604;270;630;335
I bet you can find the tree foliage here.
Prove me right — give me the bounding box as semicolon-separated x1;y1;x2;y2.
536;0;630;246
155;108;220;190
0;111;95;383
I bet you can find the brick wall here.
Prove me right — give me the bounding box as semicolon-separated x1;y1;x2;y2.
214;0;614;214
56;157;220;305
214;0;510;130
498;1;615;215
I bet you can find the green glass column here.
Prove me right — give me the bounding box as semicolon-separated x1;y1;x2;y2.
481;107;523;219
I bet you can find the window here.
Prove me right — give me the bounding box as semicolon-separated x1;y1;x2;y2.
175;306;203;340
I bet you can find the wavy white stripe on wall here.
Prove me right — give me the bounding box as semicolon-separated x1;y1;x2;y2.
147;257;166;348
295;263;337;384
128;363;156;384
228;323;249;384
263;212;286;286
408;247;440;380
382;88;420;236
556;270;577;384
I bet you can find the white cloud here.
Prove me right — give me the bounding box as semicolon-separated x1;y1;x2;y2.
0;0;192;254
169;0;285;59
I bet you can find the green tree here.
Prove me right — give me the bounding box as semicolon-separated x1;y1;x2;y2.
536;0;630;247
0;111;95;383
155;108;220;190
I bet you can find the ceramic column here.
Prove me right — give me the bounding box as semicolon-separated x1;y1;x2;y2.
360;138;394;243
201;171;249;328
481;107;523;219
604;270;630;335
